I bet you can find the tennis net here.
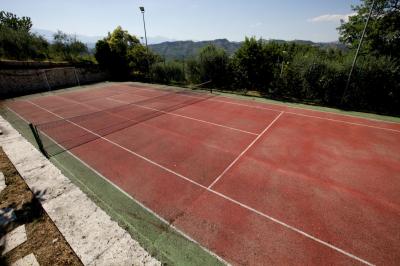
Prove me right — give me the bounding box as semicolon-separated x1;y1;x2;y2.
30;89;214;158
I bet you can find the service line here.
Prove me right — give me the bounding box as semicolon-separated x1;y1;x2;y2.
208;111;284;189
128;84;400;133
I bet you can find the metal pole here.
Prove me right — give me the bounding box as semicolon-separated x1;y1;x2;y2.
42;70;51;91
141;12;149;53
73;67;80;86
341;0;376;105
140;7;150;75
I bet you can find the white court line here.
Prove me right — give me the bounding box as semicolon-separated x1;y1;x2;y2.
24;101;374;265
50;95;242;154
184;94;400;133
4;106;229;265
46;87;130;104
106;97;258;136
52;91;258;136
132;84;400;125
208;112;284;189
127;85;281;113
40;127;230;265
130;85;400;133
285;111;400;133
27;100;207;189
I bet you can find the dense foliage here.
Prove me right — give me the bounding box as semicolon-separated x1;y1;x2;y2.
150;61;185;84
0;11;92;62
1;1;400;115
0;11;32;31
50;31;89;62
148;39;346;61
185;45;231;88
149;39;242;60
338;0;400;58
173;0;399;115
95;26;159;79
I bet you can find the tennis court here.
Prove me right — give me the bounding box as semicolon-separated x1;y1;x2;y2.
5;83;400;265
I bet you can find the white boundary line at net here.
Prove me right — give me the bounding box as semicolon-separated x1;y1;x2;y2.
106;97;258;135
208;111;284;189
128;84;400;133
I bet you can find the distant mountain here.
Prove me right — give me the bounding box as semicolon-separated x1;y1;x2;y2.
32;28;103;49
149;39;347;60
149;39;242;60
147;36;178;44
290;40;347;50
31;29;346;58
32;28;176;49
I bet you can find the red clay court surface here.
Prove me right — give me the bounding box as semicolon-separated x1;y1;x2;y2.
6;84;400;265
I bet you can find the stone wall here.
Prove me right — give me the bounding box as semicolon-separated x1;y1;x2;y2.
0;60;109;98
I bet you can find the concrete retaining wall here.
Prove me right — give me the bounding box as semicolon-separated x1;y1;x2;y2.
0;60;109;98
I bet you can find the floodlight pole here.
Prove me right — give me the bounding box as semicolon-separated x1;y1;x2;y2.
140;6;150;75
341;0;376;105
139;7;149;53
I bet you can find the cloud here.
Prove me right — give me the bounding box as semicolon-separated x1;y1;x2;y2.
308;13;356;23
250;22;263;28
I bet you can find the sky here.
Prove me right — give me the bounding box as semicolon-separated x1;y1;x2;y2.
1;0;361;43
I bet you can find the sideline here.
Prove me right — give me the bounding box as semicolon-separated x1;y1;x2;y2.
0;114;160;265
1;106;226;265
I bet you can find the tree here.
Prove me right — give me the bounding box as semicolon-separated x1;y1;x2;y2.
232;37;275;91
0;11;93;62
194;45;230;88
0;11;48;60
128;44;160;78
338;0;400;58
51;30;88;61
150;61;185;84
95;26;152;78
0;11;32;31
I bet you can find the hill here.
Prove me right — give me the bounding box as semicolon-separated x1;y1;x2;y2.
149;39;242;60
149;39;347;60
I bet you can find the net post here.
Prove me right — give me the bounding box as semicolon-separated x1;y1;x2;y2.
29;123;49;159
42;70;51;91
74;67;81;86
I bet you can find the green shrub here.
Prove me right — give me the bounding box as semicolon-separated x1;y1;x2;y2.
186;45;231;88
274;51;400;115
150;61;185;84
232;37;275;91
345;55;400;114
0;26;49;60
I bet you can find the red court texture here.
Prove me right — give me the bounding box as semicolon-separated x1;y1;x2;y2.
6;84;400;265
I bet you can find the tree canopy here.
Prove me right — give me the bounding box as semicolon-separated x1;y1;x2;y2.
0;11;32;31
95;26;158;78
51;30;88;61
232;37;275;91
1;7;399;116
338;0;400;58
1;11;92;62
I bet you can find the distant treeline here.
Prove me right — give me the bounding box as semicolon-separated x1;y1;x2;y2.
148;0;400;116
148;39;347;61
1;0;399;116
0;11;94;63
